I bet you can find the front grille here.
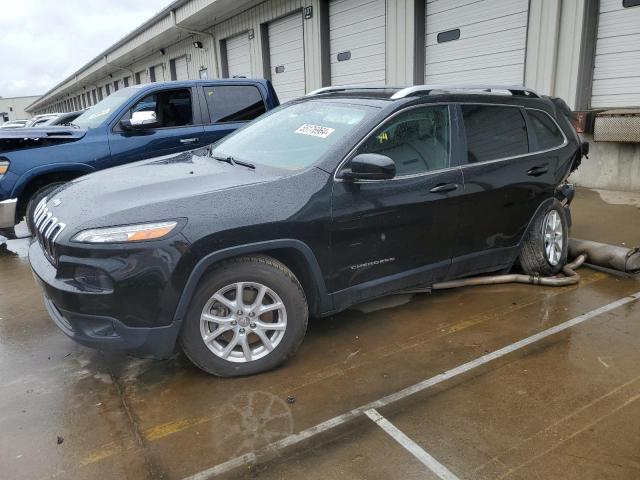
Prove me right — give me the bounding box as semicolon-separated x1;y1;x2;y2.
33;198;66;264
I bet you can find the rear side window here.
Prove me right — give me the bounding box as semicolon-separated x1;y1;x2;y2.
462;105;528;163
527;109;564;151
203;85;266;123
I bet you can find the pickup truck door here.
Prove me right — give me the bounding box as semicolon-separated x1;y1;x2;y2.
197;83;269;146
107;86;205;167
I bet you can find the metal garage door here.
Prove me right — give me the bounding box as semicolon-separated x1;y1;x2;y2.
226;33;251;78
591;0;640;108
136;70;149;84
425;0;528;84
173;56;189;80
329;0;386;85
268;13;305;102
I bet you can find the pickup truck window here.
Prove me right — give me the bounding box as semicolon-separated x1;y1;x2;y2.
73;88;135;129
203;85;266;123
122;89;193;128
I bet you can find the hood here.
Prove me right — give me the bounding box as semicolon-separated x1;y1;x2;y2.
0;126;87;153
48;149;287;234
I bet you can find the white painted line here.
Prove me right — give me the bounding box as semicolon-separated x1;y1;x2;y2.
182;291;640;480
365;408;460;480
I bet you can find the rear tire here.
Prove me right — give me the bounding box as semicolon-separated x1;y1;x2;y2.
25;182;66;235
519;201;569;276
179;255;308;377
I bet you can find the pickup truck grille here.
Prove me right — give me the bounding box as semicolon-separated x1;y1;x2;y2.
33;198;66;264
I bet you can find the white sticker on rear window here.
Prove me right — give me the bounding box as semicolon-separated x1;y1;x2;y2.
295;124;335;138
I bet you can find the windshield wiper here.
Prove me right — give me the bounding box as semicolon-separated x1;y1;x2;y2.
210;154;255;170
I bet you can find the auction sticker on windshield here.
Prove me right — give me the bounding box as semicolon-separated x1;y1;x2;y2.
295;124;335;138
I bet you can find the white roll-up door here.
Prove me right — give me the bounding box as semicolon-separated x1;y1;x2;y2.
268;13;306;102
173;56;189;80
425;0;528;84
136;70;149;84
329;0;386;85
226;33;251;78
591;0;640;108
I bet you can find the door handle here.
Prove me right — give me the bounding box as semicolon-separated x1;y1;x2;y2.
527;166;548;176
429;183;459;193
180;137;199;144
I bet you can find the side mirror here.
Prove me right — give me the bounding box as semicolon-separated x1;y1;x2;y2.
340;153;396;181
120;111;158;130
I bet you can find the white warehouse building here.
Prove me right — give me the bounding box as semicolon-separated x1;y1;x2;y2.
26;0;640;191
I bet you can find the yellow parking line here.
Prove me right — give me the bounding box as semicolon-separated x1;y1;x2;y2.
78;269;611;469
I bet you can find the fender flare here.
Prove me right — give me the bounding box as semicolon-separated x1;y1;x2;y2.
12;163;96;198
171;239;330;329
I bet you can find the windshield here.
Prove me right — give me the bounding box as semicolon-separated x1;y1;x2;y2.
72;87;139;129
210;101;376;170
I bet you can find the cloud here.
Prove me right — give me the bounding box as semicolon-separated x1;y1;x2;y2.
0;0;169;98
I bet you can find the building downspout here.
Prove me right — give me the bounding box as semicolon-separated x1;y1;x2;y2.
170;10;220;78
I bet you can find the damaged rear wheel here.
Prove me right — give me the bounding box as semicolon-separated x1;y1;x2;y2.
520;201;569;276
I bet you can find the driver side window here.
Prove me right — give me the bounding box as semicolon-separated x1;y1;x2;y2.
122;89;193;128
356;106;450;177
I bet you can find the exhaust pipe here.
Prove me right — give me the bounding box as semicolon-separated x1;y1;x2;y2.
569;238;640;273
432;254;586;290
420;239;637;293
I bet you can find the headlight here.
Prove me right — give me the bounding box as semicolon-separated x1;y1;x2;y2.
72;221;178;243
0;159;9;177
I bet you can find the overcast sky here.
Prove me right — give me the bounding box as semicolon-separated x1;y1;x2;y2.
0;0;170;98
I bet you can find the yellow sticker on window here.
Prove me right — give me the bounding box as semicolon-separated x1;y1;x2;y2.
377;131;388;143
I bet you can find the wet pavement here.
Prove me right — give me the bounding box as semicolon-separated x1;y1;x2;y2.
1;187;639;480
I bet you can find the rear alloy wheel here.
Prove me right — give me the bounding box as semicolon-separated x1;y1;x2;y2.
180;255;308;377
519;201;569;277
543;210;564;267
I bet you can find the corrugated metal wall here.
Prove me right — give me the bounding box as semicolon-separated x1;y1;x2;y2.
31;0;639;117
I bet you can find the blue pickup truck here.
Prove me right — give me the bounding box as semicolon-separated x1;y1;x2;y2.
0;79;280;237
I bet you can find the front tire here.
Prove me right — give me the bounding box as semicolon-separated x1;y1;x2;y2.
180;255;308;377
519;201;569;276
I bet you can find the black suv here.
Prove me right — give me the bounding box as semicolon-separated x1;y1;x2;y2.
29;85;585;377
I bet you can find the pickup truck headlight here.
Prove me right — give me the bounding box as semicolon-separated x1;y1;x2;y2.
72;221;178;243
0;160;9;177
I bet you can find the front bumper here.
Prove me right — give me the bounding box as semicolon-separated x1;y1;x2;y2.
42;296;179;358
29;237;185;359
0;198;17;228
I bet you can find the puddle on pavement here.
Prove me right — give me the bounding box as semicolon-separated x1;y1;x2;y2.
0;221;31;258
0;236;30;258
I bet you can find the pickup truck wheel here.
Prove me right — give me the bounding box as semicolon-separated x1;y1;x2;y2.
25;182;66;235
519;201;569;277
180;255;308;377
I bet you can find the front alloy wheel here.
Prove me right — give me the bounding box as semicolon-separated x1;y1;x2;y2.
200;282;287;363
180;255;308;377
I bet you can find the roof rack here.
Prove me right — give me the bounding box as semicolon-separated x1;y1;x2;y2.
306;85;404;96
390;84;540;99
